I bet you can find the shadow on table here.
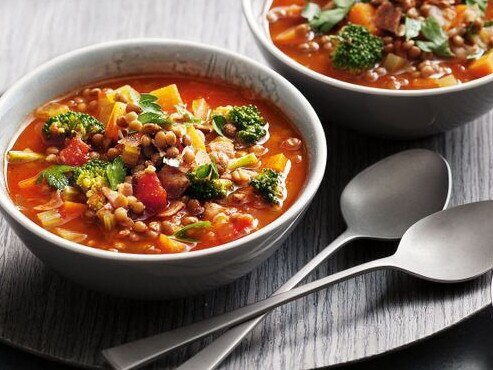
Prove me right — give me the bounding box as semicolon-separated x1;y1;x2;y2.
1;306;492;369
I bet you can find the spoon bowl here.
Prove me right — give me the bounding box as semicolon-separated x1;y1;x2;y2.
396;201;493;282
341;149;451;239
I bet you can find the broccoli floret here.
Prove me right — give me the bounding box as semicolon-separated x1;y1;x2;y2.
331;24;384;73
73;159;109;193
186;162;231;201
228;105;267;145
250;168;284;205
42;111;104;140
186;177;230;201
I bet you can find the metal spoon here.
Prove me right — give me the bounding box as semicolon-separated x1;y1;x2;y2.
103;200;493;370
102;149;451;370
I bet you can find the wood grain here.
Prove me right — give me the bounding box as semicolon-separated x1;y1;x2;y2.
0;0;491;369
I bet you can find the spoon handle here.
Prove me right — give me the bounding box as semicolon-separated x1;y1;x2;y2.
174;230;359;370
102;254;397;370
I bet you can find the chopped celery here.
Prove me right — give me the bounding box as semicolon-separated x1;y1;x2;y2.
382;53;409;73
101;211;116;231
54;227;87;243
7;149;45;164
227;153;259;171
437;75;458;87
37;209;63;228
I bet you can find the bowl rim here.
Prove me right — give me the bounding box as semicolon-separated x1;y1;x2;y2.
242;0;493;97
0;38;327;262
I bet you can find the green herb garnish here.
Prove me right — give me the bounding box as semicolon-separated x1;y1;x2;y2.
405;17;422;41
175;104;201;123
466;0;487;14
106;156;126;190
173;221;212;243
302;0;355;34
37;165;73;190
416;16;454;57
138;93;171;125
212;115;227;137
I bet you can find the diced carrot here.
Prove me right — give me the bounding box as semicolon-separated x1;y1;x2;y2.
157;234;186;253
449;5;468;30
98;90;116;124
150;84;183;112
486;2;493;19
348;3;377;34
274;25;308;45
469;52;493;78
192;98;209;120
186;125;206;152
106;101;127;141
409;78;440;89
60;201;87;222
263;153;289;173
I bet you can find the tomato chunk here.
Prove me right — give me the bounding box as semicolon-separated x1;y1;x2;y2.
134;171;168;213
59;137;90;166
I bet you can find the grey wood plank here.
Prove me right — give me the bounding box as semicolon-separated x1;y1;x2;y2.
0;0;491;369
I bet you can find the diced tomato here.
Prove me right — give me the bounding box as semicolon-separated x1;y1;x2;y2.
233;216;254;233
134;171;168;213
59;137;90;166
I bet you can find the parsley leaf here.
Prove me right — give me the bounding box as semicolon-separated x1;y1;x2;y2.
485;20;493;27
194;159;219;181
37;165;73;190
212;115;227;137
195;163;213;179
466;0;487;14
138;93;171;125
416;16;454;57
405;17;422;41
301;2;320;20
302;0;355;33
106;156;126;190
173;221;212;243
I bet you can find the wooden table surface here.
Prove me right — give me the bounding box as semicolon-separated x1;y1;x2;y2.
0;1;492;369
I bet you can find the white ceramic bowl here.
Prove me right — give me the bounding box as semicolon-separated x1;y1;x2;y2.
0;39;326;300
243;0;493;139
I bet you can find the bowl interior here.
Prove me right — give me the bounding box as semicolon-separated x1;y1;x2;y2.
0;39;327;260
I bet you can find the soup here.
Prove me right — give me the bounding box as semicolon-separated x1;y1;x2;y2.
6;76;307;254
268;0;493;89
